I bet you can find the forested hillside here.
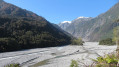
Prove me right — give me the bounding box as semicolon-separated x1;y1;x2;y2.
0;0;72;52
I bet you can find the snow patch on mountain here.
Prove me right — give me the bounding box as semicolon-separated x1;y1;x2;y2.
76;16;90;19
60;21;72;24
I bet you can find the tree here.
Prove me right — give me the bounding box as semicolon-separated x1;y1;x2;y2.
0;38;20;52
0;17;72;52
71;37;84;45
99;38;115;45
113;26;119;56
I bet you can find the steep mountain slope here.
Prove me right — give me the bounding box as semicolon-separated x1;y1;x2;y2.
0;0;72;52
59;21;72;30
59;17;93;39
53;23;74;38
85;2;119;41
0;0;39;18
66;17;93;38
59;2;119;41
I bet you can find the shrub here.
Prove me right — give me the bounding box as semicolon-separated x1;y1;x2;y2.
71;38;84;45
92;54;119;67
70;60;78;67
4;64;20;67
99;38;115;45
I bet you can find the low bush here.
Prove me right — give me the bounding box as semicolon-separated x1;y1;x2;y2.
92;54;119;67
70;54;119;67
71;38;84;45
99;38;115;45
4;64;20;67
70;60;78;67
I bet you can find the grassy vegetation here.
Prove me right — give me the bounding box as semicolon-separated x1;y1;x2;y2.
99;38;115;45
70;60;78;67
91;54;119;67
71;38;84;45
4;64;20;67
70;54;119;67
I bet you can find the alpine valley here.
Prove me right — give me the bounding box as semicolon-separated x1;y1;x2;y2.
1;0;119;67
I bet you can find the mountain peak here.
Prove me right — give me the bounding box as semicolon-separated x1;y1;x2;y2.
76;16;90;19
0;0;72;53
61;21;72;24
0;0;41;19
59;2;119;41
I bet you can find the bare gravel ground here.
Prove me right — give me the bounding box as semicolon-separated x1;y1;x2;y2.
0;42;117;67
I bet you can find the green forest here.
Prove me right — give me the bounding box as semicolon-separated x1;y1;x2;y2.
0;17;72;52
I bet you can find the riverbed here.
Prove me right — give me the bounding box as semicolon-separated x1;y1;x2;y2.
0;42;117;67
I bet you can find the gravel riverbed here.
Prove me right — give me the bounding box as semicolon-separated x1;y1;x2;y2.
0;42;117;67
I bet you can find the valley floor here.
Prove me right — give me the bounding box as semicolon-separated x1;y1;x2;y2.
0;42;117;67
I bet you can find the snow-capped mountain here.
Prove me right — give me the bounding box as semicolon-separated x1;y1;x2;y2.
58;17;92;30
60;21;72;24
72;17;93;23
76;16;89;19
58;16;93;40
59;21;72;30
59;2;119;41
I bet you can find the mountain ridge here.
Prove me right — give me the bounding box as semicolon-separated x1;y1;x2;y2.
0;0;72;52
59;2;119;41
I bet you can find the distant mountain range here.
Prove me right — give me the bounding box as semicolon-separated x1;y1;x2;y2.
59;2;119;41
0;0;72;52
